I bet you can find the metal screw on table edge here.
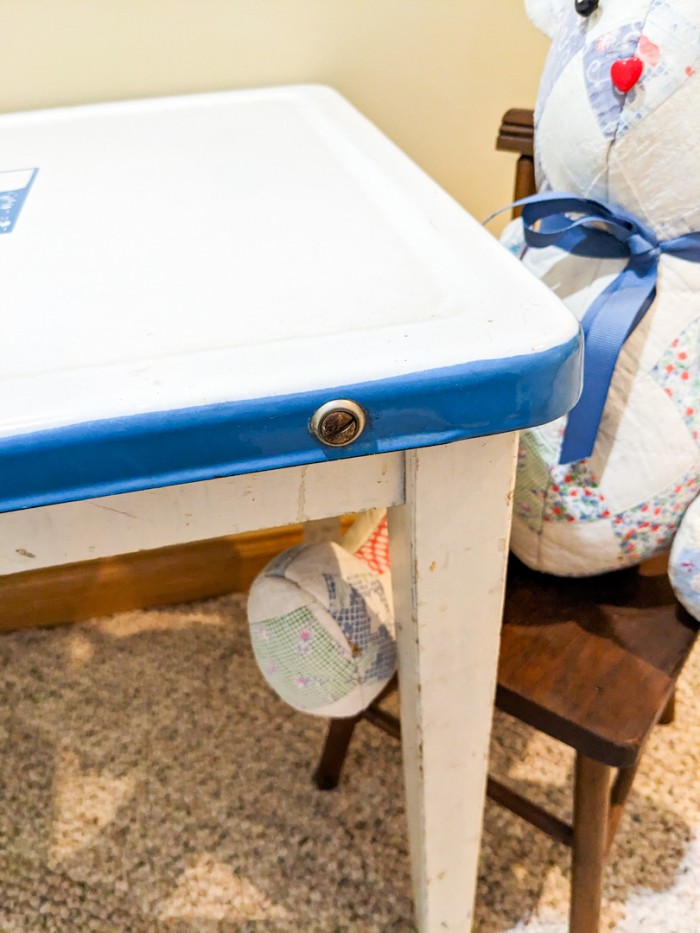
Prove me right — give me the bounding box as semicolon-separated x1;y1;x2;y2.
310;399;366;447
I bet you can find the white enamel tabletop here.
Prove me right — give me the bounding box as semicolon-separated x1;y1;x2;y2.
0;85;581;510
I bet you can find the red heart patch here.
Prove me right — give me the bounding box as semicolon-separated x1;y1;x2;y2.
610;56;644;93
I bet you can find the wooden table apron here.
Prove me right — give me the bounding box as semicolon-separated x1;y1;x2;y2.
0;85;581;931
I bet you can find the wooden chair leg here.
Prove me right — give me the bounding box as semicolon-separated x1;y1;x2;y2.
570;754;612;933
659;688;676;725
313;716;361;790
605;764;638;856
512;154;535;216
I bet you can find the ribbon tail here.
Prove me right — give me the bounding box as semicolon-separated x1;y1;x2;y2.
559;264;657;464
663;231;700;262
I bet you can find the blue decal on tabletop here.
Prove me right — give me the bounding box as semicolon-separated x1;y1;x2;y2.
0;169;39;234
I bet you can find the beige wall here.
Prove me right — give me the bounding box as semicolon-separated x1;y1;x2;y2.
3;0;547;223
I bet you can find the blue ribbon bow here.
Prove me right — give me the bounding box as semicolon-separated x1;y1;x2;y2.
504;192;700;464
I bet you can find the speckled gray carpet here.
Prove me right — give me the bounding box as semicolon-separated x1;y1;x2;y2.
0;593;698;932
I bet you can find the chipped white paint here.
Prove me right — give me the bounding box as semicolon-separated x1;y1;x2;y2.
0;453;403;573
388;432;519;931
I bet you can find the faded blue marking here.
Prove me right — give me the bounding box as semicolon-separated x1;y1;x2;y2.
0;169;38;235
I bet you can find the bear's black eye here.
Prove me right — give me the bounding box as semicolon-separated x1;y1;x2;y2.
575;0;599;16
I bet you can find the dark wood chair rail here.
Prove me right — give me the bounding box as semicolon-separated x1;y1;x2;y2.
497;107;535;217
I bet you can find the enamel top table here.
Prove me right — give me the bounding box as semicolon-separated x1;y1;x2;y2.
0;86;581;930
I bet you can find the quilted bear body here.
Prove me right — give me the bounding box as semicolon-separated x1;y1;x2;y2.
510;0;700;575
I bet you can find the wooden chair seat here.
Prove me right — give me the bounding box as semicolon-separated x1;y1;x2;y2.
498;556;697;769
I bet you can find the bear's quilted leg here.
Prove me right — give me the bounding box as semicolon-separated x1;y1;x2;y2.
669;494;700;621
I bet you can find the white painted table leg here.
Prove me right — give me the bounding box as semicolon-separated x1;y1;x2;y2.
388;432;518;932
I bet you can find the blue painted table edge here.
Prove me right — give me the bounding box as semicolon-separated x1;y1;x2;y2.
0;332;583;513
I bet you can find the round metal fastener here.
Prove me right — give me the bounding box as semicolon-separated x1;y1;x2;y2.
310;399;366;447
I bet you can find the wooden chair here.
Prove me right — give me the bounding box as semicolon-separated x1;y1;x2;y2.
495;107;536;212
312;111;700;933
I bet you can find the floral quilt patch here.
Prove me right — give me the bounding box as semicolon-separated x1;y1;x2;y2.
652;317;700;445
251;606;359;707
543;459;609;524
611;470;700;561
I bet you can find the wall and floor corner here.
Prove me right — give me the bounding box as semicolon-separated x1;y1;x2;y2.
1;1;548;626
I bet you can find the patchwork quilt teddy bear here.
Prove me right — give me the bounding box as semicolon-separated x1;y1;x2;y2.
248;0;700;717
509;0;700;595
